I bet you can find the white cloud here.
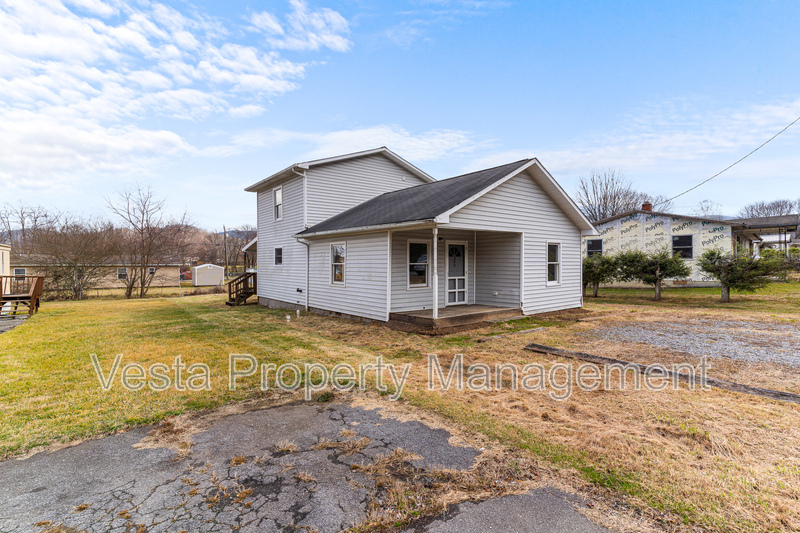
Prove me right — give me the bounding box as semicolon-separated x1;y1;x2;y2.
469;97;800;180
250;0;351;52
204;124;485;161
0;0;352;190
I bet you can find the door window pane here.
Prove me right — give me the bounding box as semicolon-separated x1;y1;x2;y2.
448;245;465;277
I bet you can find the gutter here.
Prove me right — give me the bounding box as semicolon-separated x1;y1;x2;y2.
295;220;436;239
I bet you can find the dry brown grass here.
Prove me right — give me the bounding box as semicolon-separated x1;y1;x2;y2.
294;471;317;483
290;291;800;533
275;440;298;453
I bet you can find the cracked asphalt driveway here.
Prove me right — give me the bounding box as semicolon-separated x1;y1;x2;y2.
0;400;611;532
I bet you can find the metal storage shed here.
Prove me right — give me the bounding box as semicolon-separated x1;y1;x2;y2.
192;264;224;287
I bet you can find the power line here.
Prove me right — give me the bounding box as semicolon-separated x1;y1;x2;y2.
655;112;800;206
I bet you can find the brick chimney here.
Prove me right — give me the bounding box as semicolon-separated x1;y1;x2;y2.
642;202;653;212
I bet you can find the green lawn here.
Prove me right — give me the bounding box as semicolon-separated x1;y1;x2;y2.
0;295;373;456
2;287;799;532
589;282;800;316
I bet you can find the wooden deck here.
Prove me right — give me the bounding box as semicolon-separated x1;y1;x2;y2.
389;305;521;329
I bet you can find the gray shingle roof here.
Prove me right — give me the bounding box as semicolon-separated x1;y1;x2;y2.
727;214;799;229
298;159;531;236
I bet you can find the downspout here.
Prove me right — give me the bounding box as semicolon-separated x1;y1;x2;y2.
292;166;310;311
297;237;310;311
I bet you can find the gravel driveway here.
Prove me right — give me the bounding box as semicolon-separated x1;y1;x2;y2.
592;319;800;367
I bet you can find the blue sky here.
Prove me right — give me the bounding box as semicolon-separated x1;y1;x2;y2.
2;0;799;229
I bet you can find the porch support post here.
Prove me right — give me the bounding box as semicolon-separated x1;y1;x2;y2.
432;226;438;320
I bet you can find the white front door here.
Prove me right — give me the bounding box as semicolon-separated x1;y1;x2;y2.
446;242;467;305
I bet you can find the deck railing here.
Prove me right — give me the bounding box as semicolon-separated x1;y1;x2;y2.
0;275;45;318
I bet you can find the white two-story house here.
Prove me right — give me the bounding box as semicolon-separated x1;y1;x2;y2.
245;147;597;327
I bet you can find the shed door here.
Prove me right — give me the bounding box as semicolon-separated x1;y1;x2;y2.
446;243;467;305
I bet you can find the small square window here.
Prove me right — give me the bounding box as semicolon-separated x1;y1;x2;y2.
672;235;693;259
14;267;26;278
275;247;283;265
148;267;156;275
587;239;602;256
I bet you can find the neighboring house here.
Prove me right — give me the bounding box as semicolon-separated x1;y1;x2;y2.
582;203;758;287
9;262;181;290
192;264;225;286
0;243;9;277
727;215;799;255
245;147;596;325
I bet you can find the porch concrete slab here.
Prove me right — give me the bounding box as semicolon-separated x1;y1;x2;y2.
390;305;521;329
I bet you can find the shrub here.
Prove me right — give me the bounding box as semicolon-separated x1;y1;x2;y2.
582;255;617;297
698;248;783;302
615;249;691;301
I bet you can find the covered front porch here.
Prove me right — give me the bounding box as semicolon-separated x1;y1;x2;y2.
388;225;524;328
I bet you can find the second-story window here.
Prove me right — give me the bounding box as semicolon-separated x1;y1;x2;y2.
274;187;283;220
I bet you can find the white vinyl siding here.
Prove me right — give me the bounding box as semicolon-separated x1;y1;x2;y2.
390;228;476;312
257;175;306;307
308;232;389;321
305;154;430;227
474;232;520;308
446;169;582;315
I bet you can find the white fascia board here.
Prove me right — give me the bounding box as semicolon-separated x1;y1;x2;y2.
433;159;539;222
244;166;296;193
299;147;436;184
581;228;599;236
295;220;435;239
528;159;597;232
245;147;436;193
242;237;258;252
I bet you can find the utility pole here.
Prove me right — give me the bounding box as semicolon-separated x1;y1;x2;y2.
223;225;229;280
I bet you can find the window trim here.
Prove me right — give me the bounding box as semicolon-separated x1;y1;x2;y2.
274;247;283;266
330;242;346;286
672;234;694;259
407;239;431;290
586;239;603;257
14;267;26;278
148;266;156;276
546;241;561;286
273;186;283;221
117;267;127;281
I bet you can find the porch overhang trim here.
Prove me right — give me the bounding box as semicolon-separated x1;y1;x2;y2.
294;219;436;239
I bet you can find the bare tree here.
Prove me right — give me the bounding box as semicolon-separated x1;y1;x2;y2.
738;199;797;218
575;169;674;223
33;216;118;299
107;185;191;298
691;200;724;219
0;202;58;255
196;224;256;274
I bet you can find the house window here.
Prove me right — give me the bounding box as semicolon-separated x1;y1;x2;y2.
408;241;429;288
672;235;693;259
331;243;345;284
117;267;127;280
274;187;283;221
587;239;603;256
547;243;560;284
148;267;156;275
14;267;26;278
275;247;283;265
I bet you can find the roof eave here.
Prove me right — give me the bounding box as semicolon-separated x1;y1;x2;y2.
296;220;436;239
244;147;436;193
